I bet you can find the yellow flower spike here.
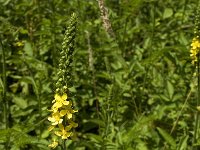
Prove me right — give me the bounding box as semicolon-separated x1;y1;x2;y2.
48;13;78;147
48;139;58;149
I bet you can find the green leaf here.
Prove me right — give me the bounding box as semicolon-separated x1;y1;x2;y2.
21;76;38;95
163;8;173;19
87;119;105;127
160;94;170;102
157;127;176;148
86;133;103;143
12;96;28;109
23;41;33;56
178;135;188;150
167;81;174;100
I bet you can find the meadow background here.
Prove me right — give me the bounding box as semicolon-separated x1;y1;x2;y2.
0;0;199;149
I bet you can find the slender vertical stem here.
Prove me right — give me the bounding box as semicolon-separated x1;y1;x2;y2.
194;52;200;149
86;31;99;119
1;40;9;150
198;51;200;136
193;2;200;149
49;0;57;66
1;40;8;128
37;87;42;137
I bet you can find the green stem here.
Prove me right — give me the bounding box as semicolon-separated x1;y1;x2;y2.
194;53;200;149
1;40;9;150
63;140;66;150
37;87;42;137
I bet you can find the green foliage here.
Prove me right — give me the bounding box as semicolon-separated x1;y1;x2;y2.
0;0;198;149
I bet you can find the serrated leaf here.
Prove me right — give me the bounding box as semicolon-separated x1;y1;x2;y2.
157;127;176;148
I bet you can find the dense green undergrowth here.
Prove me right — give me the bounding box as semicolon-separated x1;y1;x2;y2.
0;0;199;149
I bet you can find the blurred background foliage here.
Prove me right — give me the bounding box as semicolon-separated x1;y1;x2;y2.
0;0;198;149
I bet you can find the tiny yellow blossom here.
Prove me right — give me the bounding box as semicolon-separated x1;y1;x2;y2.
52;93;69;112
48;112;63;125
15;41;24;47
60;109;72;119
55;124;72;139
48;139;58;149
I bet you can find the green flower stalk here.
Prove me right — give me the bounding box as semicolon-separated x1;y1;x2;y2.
48;13;78;149
191;5;200;65
191;4;200;148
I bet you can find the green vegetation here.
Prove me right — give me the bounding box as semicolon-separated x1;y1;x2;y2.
0;0;199;149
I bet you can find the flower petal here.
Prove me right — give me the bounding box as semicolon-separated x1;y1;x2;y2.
55;131;62;137
62;101;69;105
62;132;71;139
62;93;67;100
60;110;67;116
48;117;55;122
48;125;55;131
48;140;58;149
66;112;72;119
54;94;60;100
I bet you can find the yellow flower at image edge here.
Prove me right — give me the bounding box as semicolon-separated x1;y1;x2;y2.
191;38;200;49
190;38;200;64
48;139;58;149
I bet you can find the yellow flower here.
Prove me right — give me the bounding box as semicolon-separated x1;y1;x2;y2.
190;38;200;64
48;112;63;125
48;139;58;149
191;38;200;49
55;124;72;139
15;41;24;47
52;93;69;112
60;109;72;119
60;107;77;120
